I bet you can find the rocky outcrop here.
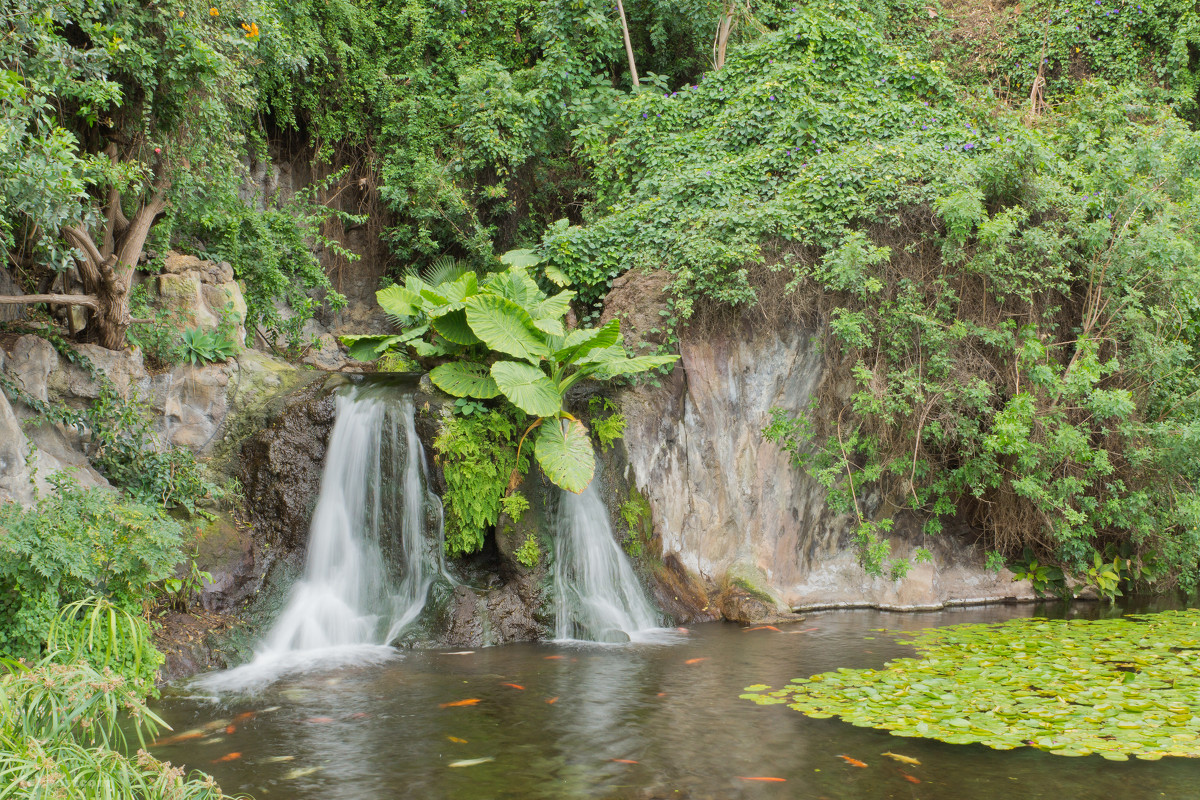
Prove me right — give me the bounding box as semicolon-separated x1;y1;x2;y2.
155;252;247;343
238;377;345;550
606;273;1034;613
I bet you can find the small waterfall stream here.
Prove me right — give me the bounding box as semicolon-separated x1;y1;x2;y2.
552;482;663;643
197;381;444;690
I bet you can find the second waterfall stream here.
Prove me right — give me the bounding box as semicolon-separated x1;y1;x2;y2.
197;380;445;691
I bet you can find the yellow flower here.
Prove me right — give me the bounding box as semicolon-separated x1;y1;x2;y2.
177;9;185;16
209;7;219;16
241;21;259;37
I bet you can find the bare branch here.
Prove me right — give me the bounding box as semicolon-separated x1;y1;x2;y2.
0;294;99;309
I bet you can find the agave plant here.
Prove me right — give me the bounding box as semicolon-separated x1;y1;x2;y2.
342;255;675;492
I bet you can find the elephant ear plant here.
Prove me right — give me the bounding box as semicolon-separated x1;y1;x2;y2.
342;263;676;492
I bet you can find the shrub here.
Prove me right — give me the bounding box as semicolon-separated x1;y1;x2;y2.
0;480;184;666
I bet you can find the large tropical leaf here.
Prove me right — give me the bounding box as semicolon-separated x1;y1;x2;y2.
441;271;479;302
431;309;480;345
491;361;562;417
499;248;543;268
377;285;422;321
535;417;595;493
535;290;575;322
533;317;564;337
464;294;548;363
339;334;403;362
591;354;678;379
411;335;462;358
543;264;571;287
554;320;622;363
430;361;501;399
486;268;544;308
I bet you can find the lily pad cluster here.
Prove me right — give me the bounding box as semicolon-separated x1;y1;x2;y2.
741;611;1200;760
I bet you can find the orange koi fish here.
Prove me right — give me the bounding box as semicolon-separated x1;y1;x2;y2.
224;725;236;735
744;625;781;632
610;759;639;764
901;773;921;784
212;752;242;763
501;683;525;690
684;657;708;665
543;655;564;660
305;717;334;724
737;777;787;782
439;698;482;708
448;736;468;743
546;697;559;704
233;712;257;722
837;755;868;768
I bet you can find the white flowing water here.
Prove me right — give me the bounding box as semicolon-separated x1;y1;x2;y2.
552;482;663;643
196;382;443;691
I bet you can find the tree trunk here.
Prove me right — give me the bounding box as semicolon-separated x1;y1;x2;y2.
615;0;640;88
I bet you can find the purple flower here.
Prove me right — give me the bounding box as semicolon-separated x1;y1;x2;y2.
769;95;776;100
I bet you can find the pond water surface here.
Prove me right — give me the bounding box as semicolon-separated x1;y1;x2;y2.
154;603;1200;799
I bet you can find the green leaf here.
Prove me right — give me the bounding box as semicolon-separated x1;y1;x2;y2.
464;294;549;363
543;264;571;287
339;334;403;362
499;248;543;268
491;361;562;417
534;317;565;337
430;362;501;399
431;309;481;345
535;417;595;493
440;271;479;302
377;285;422;321
485;268;545;308
591;354;679;379
535;290;575;322
553;320;622;363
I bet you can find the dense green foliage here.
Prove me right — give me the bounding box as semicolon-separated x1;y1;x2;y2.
0;481;182;673
742;611;1200;760
351;263;675;492
531;0;1200;585
1;0;345;346
0;653;234;798
434;408;528;556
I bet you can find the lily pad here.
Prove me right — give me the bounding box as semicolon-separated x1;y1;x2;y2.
740;610;1200;760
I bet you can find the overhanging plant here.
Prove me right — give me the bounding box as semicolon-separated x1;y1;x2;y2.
342;257;676;492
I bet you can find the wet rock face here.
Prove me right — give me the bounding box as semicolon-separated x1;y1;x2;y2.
239;380;339;551
440;584;546;647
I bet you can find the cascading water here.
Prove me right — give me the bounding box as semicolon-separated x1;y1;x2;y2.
552;481;663;643
196;380;444;690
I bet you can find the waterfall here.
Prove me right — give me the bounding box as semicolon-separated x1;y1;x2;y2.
196;381;443;690
552;482;662;643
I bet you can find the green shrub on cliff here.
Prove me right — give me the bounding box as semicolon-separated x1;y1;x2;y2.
547;1;1200;586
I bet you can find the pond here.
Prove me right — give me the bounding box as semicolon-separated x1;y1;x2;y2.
153;602;1200;799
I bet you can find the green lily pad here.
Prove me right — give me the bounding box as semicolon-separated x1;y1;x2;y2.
741;610;1200;760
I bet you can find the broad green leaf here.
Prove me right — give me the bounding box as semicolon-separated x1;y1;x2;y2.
592;354;679;379
431;309;480;345
411;335;461;358
430;361;501;399
535;417;595;493
377;285;422;321
535;290;575;322
499;248;542;268
440;271;479;303
534;317;564;337
553;320;621;363
491;361;562;417
339;334;403;362
464;294;548;363
543;264;571;287
486;268;545;308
